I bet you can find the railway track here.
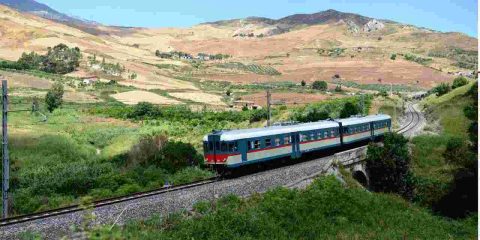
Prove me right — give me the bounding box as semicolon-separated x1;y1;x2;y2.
396;102;421;135
0;177;217;227
2;106;423;230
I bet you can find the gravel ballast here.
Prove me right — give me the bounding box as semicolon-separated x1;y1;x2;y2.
1;154;338;239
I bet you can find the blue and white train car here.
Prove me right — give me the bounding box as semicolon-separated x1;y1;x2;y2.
203;114;391;169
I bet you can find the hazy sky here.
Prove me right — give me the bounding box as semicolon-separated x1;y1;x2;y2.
38;0;477;37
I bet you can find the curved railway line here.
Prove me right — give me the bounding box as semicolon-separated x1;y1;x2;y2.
396;102;422;135
0;102;423;230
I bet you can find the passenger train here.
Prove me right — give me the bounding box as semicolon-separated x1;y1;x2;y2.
203;114;391;170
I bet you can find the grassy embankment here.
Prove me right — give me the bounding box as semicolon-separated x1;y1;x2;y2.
87;176;477;239
411;80;476;207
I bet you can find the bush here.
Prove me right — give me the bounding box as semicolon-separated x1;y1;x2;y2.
301;80;306;86
159;141;202;172
312;80;328;91
45;82;64;112
339;102;360;118
390;53;397;60
366;133;414;200
452;76;469;89
443;137;470;166
432;83;451;96
127;102;162;119
334;85;342;92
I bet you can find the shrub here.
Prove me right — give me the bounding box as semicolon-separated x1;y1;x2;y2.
300;80;306;86
312;80;328;91
443;137;470;166
452;76;469;89
366;133;414;200
127;102;162;119
432;83;451;96
159;141;202;172
339;102;360;118
334;85;342;92
390;53;397;60
45;82;64;112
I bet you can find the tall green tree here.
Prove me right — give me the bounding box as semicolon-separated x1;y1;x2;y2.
45;82;64;112
41;44;81;74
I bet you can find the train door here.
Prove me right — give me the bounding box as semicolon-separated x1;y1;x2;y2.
291;133;301;159
370;122;374;141
239;140;248;162
207;134;221;164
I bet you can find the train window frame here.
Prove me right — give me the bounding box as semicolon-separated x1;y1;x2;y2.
254;140;260;149
265;138;272;147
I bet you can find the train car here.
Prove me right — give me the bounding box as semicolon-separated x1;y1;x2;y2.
203;114;391;169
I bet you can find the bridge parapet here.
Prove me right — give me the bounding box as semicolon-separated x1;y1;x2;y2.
333;146;368;166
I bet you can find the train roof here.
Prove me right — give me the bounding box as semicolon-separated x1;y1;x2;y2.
339;114;391;126
203;114;391;141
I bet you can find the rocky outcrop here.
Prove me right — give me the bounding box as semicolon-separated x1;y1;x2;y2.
363;19;384;32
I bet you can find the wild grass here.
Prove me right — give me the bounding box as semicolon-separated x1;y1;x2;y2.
90;176;477;239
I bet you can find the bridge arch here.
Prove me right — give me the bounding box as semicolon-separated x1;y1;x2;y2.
352;170;369;188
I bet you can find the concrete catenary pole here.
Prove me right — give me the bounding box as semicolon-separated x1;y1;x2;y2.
2;80;8;219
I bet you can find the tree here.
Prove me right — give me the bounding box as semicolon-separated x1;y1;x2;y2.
45;82;64;112
339;102;359;118
312;80;328;91
41;44;81;74
17;51;42;69
301;80;306;87
452;76;469;89
366;133;414;200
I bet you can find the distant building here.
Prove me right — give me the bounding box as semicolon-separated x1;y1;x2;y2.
82;76;99;85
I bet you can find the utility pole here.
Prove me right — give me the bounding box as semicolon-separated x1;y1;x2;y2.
2;80;8;219
266;89;271;126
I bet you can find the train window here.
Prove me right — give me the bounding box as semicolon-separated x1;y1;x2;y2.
203;142;208;152
324;132;328;138
247;141;252;150
331;130;335;136
254;140;260;149
265;138;271;147
310;132;314;140
284;136;289;144
221;142;227;152
228;142;237;152
275;138;281;146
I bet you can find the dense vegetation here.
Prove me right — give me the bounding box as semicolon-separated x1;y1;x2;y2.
428;47;478;70
412;82;477;218
403;53;432;65
17;44;81;74
311;80;327;91
291;96;371;122
88;176;476;239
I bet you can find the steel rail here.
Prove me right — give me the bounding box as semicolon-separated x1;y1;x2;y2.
0;177;217;227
